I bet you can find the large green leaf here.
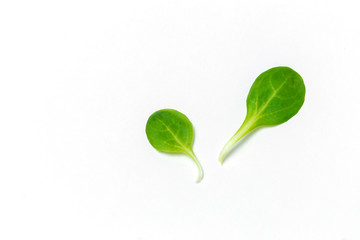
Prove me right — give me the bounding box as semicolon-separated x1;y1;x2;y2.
219;67;306;165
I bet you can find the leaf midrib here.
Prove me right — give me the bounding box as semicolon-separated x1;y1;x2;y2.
252;77;289;120
155;117;190;153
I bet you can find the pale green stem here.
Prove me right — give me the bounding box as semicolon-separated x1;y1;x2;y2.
218;118;255;165
186;150;204;183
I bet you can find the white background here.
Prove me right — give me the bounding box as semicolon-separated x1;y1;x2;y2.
1;0;359;239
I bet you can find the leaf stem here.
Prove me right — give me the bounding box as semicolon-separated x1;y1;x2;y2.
186;150;204;183
218;118;255;165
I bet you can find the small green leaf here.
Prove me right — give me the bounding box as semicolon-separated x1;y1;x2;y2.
219;66;306;165
146;109;204;183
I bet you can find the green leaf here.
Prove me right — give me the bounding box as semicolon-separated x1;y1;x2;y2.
146;109;204;183
219;66;306;165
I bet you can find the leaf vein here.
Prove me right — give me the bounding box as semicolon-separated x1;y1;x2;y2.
254;78;289;118
155;117;189;152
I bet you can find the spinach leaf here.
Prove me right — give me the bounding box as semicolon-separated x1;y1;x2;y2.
219;66;306;165
146;109;204;183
